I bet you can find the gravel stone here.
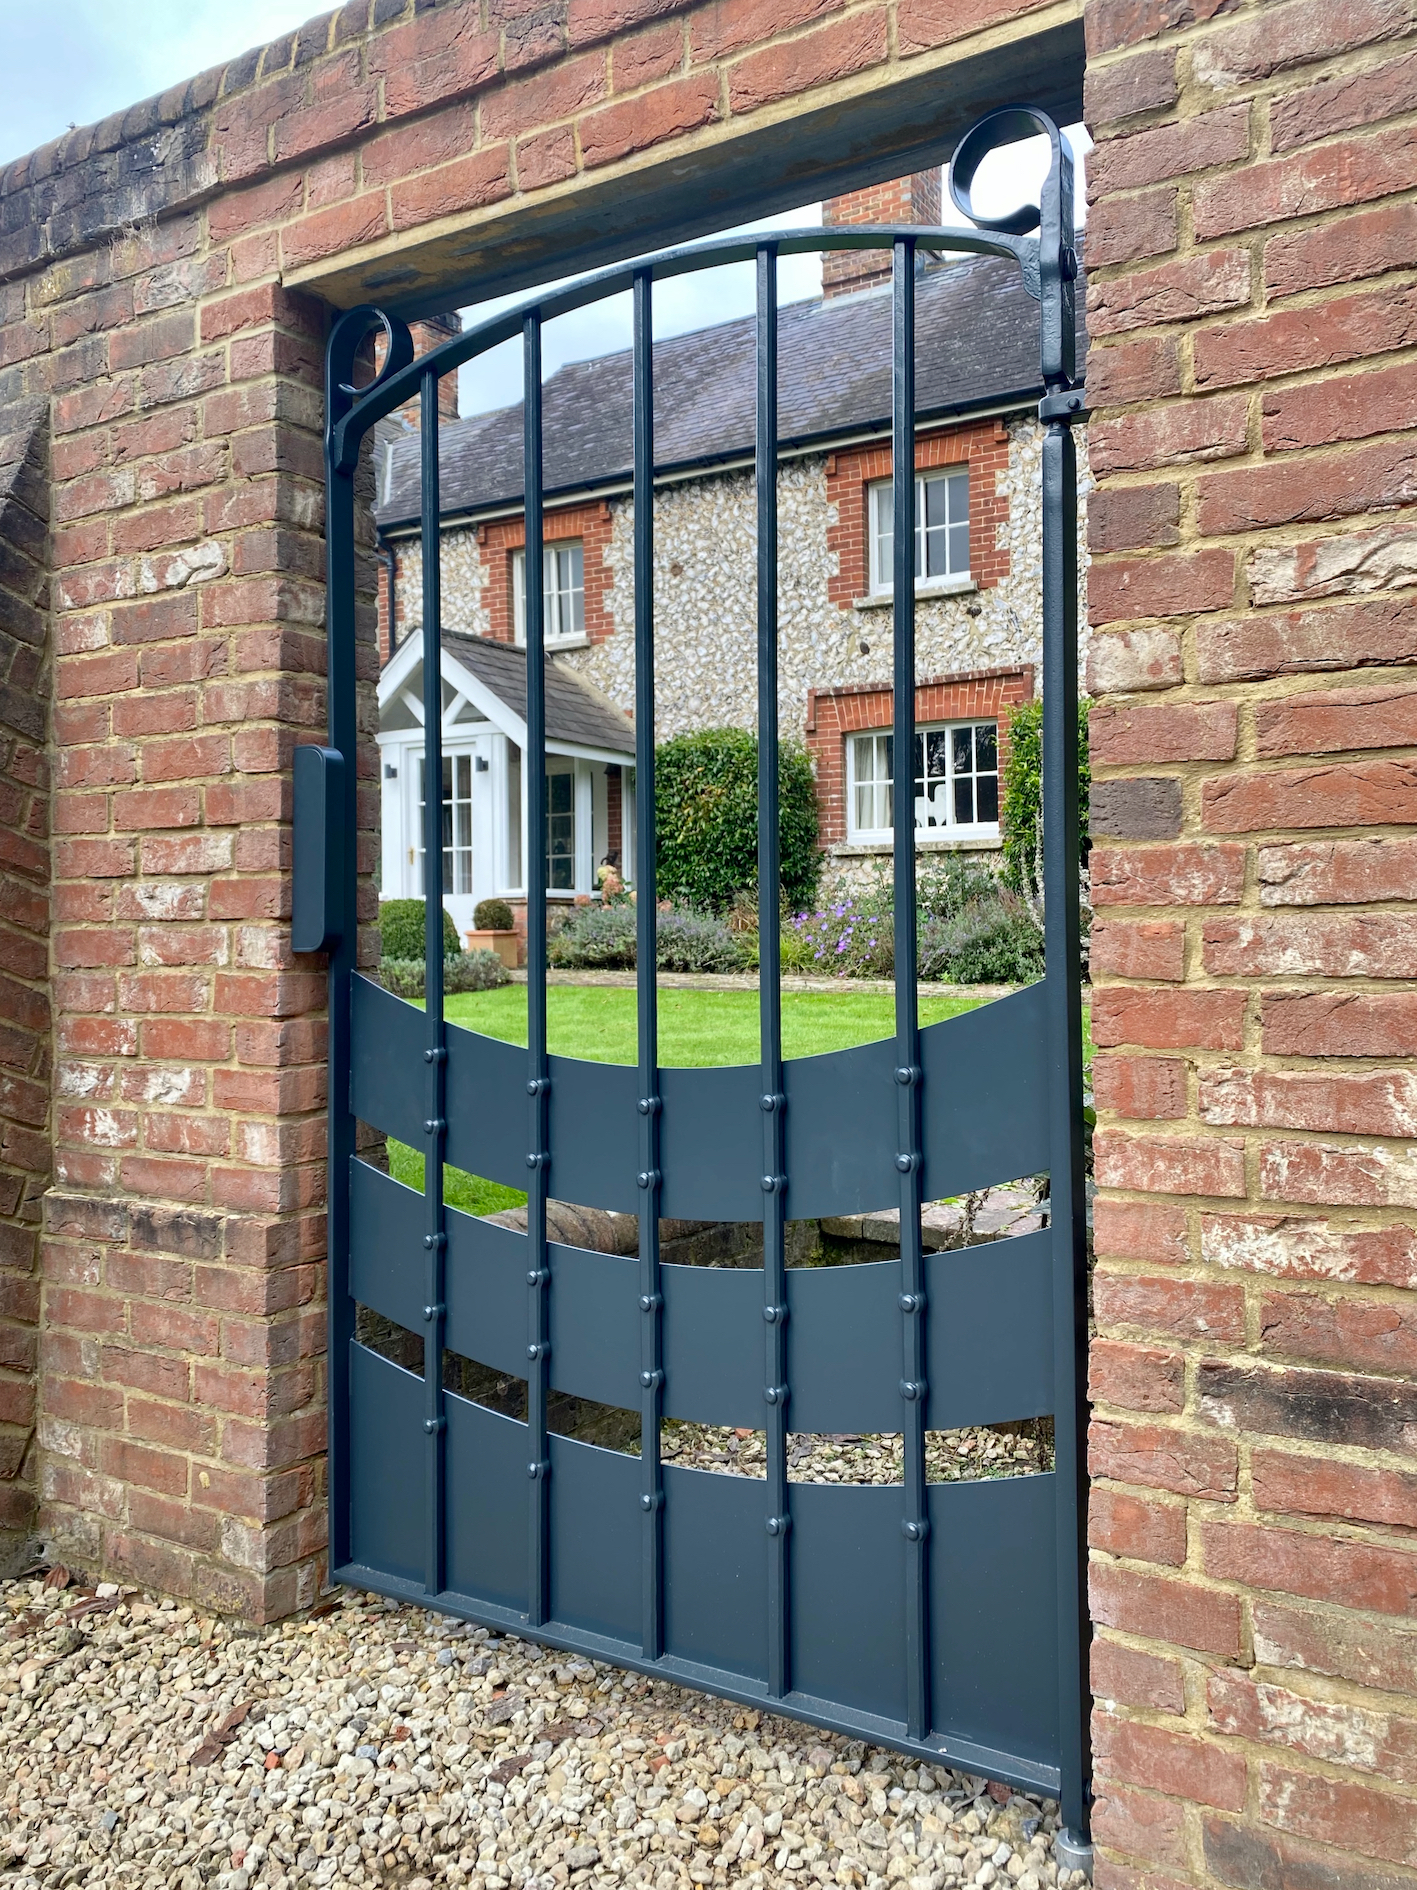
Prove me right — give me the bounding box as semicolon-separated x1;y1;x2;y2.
2;1576;1090;1890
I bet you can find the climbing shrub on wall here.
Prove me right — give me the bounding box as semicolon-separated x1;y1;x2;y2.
1000;698;1091;890
655;729;820;914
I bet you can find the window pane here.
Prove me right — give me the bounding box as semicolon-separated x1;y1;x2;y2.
954;777;974;825
947;470;969;522
977;774;999;823
976;722;997;771
952;725;973;774
872;485;892;591
927;729;950;776
924;476;949;529
948;520;969;574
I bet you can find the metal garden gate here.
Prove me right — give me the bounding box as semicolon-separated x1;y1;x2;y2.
299;106;1090;1848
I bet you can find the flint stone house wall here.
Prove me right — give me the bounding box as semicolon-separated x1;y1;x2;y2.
0;3;1409;1888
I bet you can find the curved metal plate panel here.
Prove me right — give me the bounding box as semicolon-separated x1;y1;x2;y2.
663;1460;768;1681
659;1063;761;1220
445;1386;529;1614
444;1017;535;1194
413;988;1048;1220
350;977;425;1146
349;1341;422;1586
661;1260;762;1429
918;984;1050;1202
349;1158;424;1334
791;1481;907;1725
926;1231;1054;1431
930;1472;1058;1772
549;1433;641;1644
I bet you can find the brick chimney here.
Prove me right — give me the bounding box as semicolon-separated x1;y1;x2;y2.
821;169;943;299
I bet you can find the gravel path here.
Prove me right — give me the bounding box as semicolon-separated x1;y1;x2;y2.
657;1424;1052;1484
2;1574;1086;1890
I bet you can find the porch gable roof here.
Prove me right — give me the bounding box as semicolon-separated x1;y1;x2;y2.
378;628;635;763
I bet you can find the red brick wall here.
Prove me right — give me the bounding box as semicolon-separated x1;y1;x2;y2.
1084;1;1417;1885
806;666;1033;845
0;393;50;1550
822;166;944;298
825;415;1013;609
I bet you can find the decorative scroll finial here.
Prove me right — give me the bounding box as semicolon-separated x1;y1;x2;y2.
324;304;416;448
950;106;1077;388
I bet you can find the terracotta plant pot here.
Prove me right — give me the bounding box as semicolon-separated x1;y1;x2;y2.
465;927;520;968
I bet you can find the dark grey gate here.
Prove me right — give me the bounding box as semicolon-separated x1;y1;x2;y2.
301;107;1089;1846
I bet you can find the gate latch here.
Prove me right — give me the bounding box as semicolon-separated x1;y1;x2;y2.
292;745;345;954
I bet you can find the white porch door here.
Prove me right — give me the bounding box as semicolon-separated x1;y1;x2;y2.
412;736;498;945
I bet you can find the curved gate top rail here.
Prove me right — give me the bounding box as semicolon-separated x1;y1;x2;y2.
304;107;1089;1845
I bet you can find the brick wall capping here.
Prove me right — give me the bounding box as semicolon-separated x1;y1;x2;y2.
285;16;1085;314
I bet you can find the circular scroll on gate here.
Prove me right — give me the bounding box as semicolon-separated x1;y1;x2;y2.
329;303;416;400
948;105;1065;236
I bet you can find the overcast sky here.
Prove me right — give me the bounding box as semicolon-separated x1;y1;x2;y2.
7;1;1087;417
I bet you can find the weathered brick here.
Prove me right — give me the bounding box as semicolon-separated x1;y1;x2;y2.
1093;1711;1247;1810
1201;1213;1417;1289
1093;987;1246;1051
1092;1417;1238;1500
1093;1052;1188;1119
1090;1338;1187;1413
1260;837;1417;905
1090;1562;1243;1659
1095;1268;1247;1341
1202;1358;1417;1456
1201;1064;1417;1140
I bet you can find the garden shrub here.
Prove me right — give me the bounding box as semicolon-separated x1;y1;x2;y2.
785;856;1044;985
378;950;511;999
379;897;459;960
547;902;636;969
999;697;1091;891
474;898;515;931
547;899;746;973
654;729;820;915
917;896;1044;984
655;906;747;973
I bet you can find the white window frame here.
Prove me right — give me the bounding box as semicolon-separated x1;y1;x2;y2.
868;468;970;596
513;541;586;646
845;718;1000;845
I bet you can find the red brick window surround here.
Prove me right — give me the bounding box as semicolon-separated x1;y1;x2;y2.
807;668;1034;847
479;500;614;647
826;416;1012;610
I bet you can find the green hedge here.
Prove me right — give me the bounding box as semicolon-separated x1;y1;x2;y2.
654;728;820;915
1000;697;1091;890
378;898;460;960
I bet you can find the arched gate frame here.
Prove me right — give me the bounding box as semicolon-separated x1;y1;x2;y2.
300;107;1090;1846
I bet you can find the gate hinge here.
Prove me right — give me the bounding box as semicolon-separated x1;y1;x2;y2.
1039;386;1087;424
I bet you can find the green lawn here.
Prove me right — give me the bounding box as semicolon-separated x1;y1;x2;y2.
387;984;1090;1217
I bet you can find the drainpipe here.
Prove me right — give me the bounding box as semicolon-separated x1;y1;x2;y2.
375;527;397;657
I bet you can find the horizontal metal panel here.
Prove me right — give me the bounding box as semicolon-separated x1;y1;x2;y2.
349;977;425;1146
350;1161;1052;1433
430;987;1050;1219
549;1431;641;1645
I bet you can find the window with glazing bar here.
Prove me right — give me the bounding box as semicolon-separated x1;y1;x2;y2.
416;753;476;894
848;721;999;843
868;469;970;594
514;542;585;644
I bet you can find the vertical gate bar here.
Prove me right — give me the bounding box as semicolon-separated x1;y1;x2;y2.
756;243;790;1701
1043;409;1089;1842
524;311;553;1629
632;268;666;1660
891;236;930;1743
1035;122;1091;1844
322;329;360;1579
419;366;449;1600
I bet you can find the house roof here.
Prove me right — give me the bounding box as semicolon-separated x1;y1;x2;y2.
439;630;636;757
377;253;1086;531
